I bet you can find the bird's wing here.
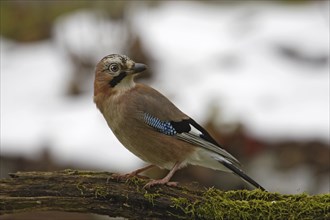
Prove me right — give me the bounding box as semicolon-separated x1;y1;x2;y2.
134;85;240;166
143;112;241;167
143;112;267;190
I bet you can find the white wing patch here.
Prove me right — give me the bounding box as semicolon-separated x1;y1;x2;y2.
188;124;203;136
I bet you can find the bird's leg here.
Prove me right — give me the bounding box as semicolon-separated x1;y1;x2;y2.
112;164;155;180
144;162;181;188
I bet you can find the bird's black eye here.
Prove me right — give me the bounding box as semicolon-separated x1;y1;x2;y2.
109;63;119;73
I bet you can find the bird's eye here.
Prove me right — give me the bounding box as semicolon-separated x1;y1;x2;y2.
109;63;119;72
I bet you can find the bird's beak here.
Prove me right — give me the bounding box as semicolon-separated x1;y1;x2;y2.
133;63;147;74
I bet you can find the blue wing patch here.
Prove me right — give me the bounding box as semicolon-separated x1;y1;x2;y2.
143;113;223;148
143;113;177;135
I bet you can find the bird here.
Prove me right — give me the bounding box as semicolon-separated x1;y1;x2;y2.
94;54;265;190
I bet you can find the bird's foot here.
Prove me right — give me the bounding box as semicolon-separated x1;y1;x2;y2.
144;178;178;188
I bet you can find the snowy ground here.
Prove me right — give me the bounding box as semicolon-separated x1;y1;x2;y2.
1;1;329;193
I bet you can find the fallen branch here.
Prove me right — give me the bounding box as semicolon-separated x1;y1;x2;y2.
0;170;329;219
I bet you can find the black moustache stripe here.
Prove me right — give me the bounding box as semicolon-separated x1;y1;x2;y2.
109;72;127;87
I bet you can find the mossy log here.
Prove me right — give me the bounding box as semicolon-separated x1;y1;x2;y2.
0;170;329;219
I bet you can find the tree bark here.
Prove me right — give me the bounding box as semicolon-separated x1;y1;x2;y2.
0;170;329;219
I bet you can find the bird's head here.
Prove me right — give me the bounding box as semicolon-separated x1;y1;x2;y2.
94;54;147;96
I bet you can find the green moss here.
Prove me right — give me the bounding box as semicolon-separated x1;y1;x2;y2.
125;176;147;193
94;186;110;198
171;197;198;217
75;181;86;196
75;181;110;199
53;170;330;219
125;176;145;186
169;188;330;220
144;192;161;206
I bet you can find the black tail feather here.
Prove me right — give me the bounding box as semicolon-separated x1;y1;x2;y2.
221;161;266;191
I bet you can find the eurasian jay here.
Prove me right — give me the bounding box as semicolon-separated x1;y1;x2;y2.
94;54;265;190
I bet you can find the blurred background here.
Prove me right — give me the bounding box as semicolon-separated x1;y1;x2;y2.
0;0;329;218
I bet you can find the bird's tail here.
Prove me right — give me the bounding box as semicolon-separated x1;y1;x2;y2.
220;161;266;191
187;149;266;191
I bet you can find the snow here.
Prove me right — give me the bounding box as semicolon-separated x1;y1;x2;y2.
0;2;329;191
132;1;330;142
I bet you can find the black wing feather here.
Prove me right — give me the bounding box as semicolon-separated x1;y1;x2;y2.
171;118;221;147
221;161;266;191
